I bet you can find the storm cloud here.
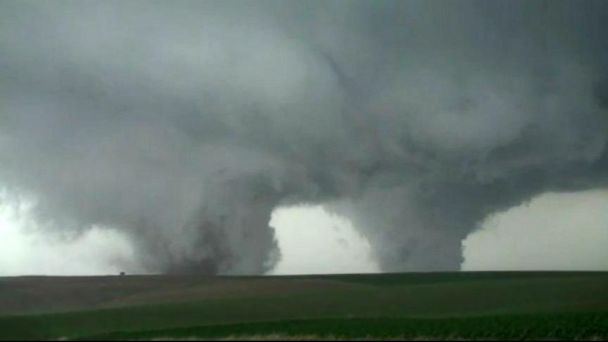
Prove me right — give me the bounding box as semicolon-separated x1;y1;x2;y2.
1;0;607;274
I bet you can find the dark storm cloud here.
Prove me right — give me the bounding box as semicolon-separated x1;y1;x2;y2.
1;0;607;273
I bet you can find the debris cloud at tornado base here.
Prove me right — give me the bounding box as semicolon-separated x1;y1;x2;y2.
1;0;608;274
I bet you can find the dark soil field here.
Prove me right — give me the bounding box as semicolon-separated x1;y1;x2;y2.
1;272;607;340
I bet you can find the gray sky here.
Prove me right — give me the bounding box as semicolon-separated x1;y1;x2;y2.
2;190;608;275
1;1;608;275
463;189;608;271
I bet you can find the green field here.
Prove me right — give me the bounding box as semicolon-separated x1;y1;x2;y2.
1;272;607;340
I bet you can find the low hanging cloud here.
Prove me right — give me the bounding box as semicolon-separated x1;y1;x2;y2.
0;0;607;274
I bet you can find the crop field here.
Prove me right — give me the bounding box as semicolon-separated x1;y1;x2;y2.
0;272;607;340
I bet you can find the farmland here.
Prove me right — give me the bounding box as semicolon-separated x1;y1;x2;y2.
1;272;607;340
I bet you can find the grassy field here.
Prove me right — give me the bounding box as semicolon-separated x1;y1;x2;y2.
0;272;607;340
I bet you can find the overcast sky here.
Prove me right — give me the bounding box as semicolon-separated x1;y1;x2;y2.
463;189;608;271
2;189;607;275
1;1;608;275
